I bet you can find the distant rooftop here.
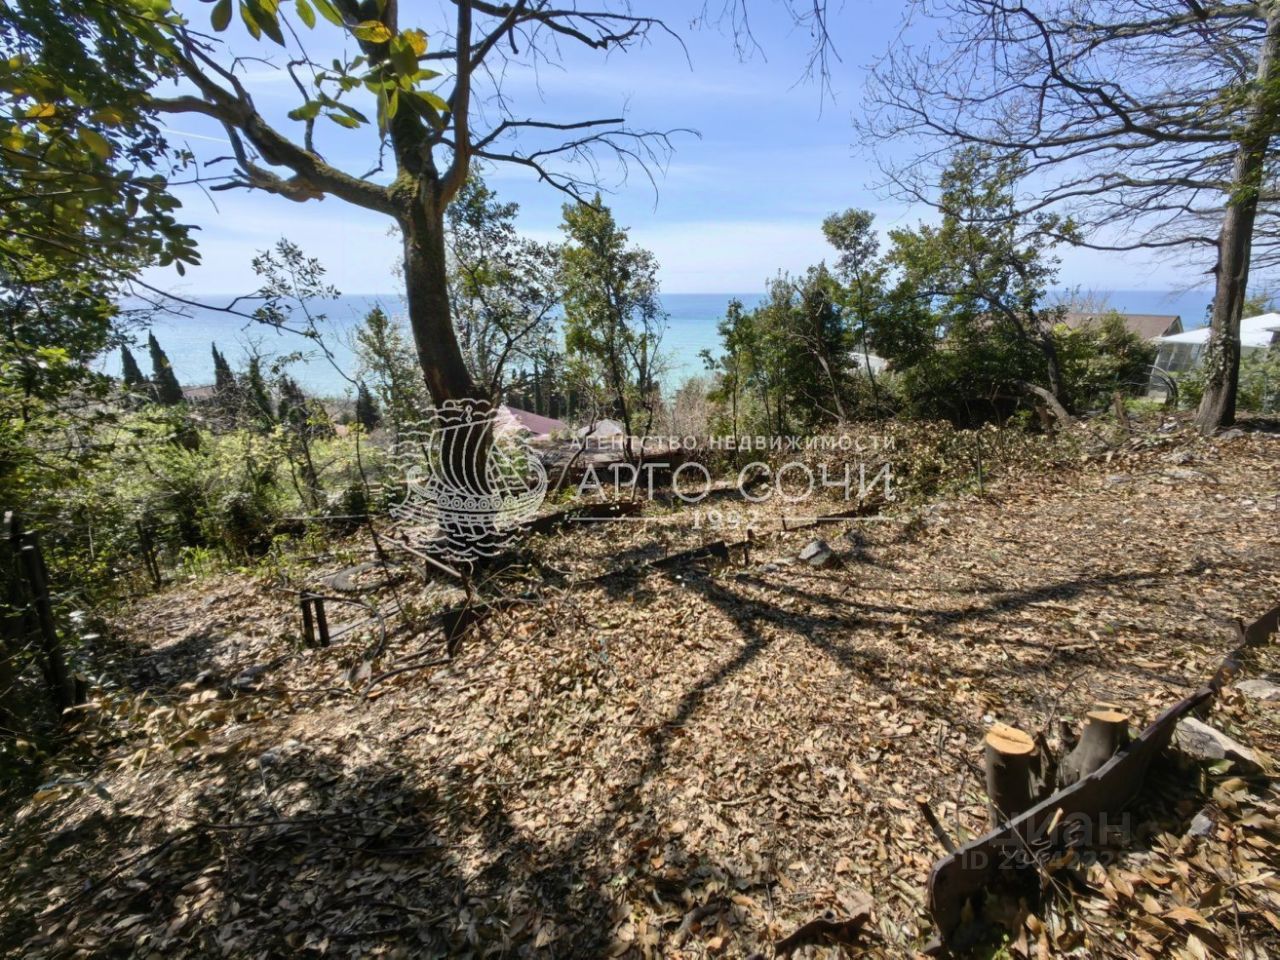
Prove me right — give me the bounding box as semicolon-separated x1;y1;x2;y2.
1063;311;1182;340
497;406;567;438
181;383;218;401
1159;312;1280;349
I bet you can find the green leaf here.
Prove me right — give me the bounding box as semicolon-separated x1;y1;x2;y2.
78;128;112;160
389;35;417;78
311;0;344;25
211;0;233;31
287;100;321;121
326;112;360;129
294;0;315;28
414;89;449;113
249;0;286;45
352;20;391;43
331;101;370;123
238;1;261;39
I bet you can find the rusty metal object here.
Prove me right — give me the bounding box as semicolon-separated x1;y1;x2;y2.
1244;601;1280;646
927;684;1214;947
781;496;885;532
646;540;730;571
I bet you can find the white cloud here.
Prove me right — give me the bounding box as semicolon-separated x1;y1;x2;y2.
143;189;402;294
631;219;833;292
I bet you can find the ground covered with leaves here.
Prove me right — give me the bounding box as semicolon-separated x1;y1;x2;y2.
1;419;1278;958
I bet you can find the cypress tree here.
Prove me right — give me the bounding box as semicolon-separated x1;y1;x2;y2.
354;381;382;431
120;344;146;390
277;375;305;430
212;343;235;393
147;332;184;405
244;356;275;429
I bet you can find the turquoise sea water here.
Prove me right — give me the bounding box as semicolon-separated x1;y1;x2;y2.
104;288;1214;398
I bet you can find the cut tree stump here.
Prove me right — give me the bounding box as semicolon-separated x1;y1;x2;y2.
1060;704;1131;787
984;722;1037;826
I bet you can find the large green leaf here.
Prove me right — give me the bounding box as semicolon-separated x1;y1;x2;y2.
352;20;391;43
287;100;321;121
310;0;343;26
210;0;232;31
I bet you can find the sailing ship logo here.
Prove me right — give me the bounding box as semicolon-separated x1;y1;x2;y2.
391;399;547;561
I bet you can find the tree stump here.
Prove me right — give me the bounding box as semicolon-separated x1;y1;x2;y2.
984;722;1037;826
1112;392;1132;434
1059;704;1131;787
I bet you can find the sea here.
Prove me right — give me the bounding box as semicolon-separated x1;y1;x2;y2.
103;289;1216;398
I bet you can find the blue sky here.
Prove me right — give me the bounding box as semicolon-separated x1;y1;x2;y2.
146;0;1215;299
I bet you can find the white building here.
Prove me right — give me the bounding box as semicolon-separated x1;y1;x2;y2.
1153;312;1280;374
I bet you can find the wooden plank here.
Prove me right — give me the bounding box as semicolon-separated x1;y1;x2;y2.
646;540;729;571
525;500;643;536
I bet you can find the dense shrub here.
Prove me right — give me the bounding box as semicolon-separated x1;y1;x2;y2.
892;326;1046;425
1051;313;1158;412
1178;349;1279;413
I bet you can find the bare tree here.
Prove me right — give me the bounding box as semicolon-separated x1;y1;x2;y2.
140;0;833;531
863;0;1280;432
151;1;685;411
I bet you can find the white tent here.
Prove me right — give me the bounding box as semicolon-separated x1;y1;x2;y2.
1154;313;1280;373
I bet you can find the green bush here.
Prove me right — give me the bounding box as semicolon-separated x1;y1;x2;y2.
1177;349;1279;413
894;327;1045;425
1051;313;1157;412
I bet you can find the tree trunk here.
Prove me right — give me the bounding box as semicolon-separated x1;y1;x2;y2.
1059;704;1130;788
1038;331;1067;409
814;350;848;422
1017;380;1073;430
1197;4;1280;434
984;722;1037;826
401;200;504;560
401;201;480;408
